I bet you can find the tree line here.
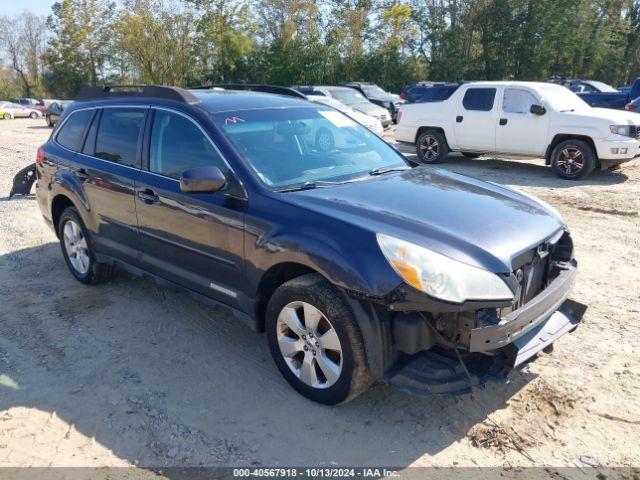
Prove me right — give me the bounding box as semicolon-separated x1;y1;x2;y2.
1;0;639;100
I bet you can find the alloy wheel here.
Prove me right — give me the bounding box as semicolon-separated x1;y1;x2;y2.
63;220;90;275
276;301;343;389
419;135;439;160
556;147;585;176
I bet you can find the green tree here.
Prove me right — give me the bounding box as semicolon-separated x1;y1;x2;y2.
44;0;115;98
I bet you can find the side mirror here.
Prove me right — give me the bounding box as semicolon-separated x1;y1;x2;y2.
530;104;547;115
180;166;227;193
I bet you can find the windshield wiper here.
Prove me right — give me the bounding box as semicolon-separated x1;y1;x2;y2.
276;180;342;192
369;166;411;176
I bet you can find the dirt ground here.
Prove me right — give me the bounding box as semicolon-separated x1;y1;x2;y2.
0;118;639;475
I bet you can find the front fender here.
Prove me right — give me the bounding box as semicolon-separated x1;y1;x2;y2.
248;232;396;298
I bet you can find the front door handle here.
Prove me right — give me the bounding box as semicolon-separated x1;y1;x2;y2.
456;116;463;123
137;188;159;204
499;118;508;126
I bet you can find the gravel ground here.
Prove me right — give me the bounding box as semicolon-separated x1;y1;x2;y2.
0;118;639;475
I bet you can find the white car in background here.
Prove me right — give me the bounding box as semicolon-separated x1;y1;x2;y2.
396;81;640;179
0;102;42;119
307;95;384;135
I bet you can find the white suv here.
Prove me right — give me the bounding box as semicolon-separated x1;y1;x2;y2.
396;81;640;179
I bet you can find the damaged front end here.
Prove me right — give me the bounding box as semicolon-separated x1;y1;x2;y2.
10;163;37;198
381;230;587;398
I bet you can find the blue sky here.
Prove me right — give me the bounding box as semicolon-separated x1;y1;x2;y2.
2;0;55;17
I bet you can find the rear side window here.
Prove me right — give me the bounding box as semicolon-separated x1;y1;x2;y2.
462;88;496;111
149;109;229;179
95;108;146;167
56;109;94;152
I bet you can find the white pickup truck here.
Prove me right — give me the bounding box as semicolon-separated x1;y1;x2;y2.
396;81;640;179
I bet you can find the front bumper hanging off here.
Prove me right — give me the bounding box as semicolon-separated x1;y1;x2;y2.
386;263;586;398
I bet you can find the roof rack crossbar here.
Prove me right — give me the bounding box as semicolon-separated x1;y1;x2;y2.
76;85;200;104
190;84;307;99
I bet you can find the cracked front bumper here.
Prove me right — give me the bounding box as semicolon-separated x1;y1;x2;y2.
468;262;578;353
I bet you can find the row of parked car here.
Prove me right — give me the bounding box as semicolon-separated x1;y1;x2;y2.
0;97;71;127
401;77;640;112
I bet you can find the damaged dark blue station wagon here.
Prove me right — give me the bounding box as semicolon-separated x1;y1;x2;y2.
36;86;585;404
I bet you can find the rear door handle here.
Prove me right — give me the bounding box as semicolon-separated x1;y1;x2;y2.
137;188;159;204
456;116;463;123
499;118;508;126
75;168;89;181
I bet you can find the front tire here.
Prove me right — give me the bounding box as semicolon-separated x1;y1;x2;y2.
46;115;53;127
416;129;449;164
58;207;115;284
266;273;372;405
550;139;596;180
3;113;11;120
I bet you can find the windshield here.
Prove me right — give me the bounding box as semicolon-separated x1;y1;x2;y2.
329;89;366;105
361;85;389;99
539;85;590;111
588;81;617;93
214;107;406;189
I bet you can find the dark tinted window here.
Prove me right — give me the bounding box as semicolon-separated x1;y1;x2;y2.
56;109;94;152
433;86;458;100
150;109;228;179
95;108;146;167
462;88;496;111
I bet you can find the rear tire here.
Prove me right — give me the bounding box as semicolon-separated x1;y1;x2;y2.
550;139;596;180
3;113;11;120
416;129;449;164
46;115;53;127
58;207;115;285
266;273;372;404
29;112;38;119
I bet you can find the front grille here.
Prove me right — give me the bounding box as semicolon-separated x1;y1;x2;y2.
512;231;573;311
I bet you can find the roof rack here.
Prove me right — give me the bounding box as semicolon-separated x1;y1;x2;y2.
190;84;307;99
76;85;200;104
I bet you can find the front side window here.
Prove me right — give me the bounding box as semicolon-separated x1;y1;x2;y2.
502;89;539;114
56;109;94;152
215;107;406;189
150;109;228;179
95;108;146;167
462;88;496;111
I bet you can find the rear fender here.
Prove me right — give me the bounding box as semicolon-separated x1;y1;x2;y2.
50;168;93;230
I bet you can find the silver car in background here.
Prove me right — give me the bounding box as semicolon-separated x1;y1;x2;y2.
307;95;384;135
297;86;392;128
0;102;42;119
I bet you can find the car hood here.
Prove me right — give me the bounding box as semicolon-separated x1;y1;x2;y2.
287;168;565;273
350;102;389;117
566;107;640;125
591;107;640;124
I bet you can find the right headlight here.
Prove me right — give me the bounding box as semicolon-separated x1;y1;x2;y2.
377;234;514;304
610;125;634;137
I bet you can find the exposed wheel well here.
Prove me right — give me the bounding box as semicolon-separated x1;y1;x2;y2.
415;126;447;145
51;195;74;237
545;135;598;166
255;262;317;332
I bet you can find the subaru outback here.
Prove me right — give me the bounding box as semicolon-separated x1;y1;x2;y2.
35;85;585;404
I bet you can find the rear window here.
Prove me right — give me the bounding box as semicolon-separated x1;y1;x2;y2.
56;109;94;152
462;88;496;111
95;108;146;167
